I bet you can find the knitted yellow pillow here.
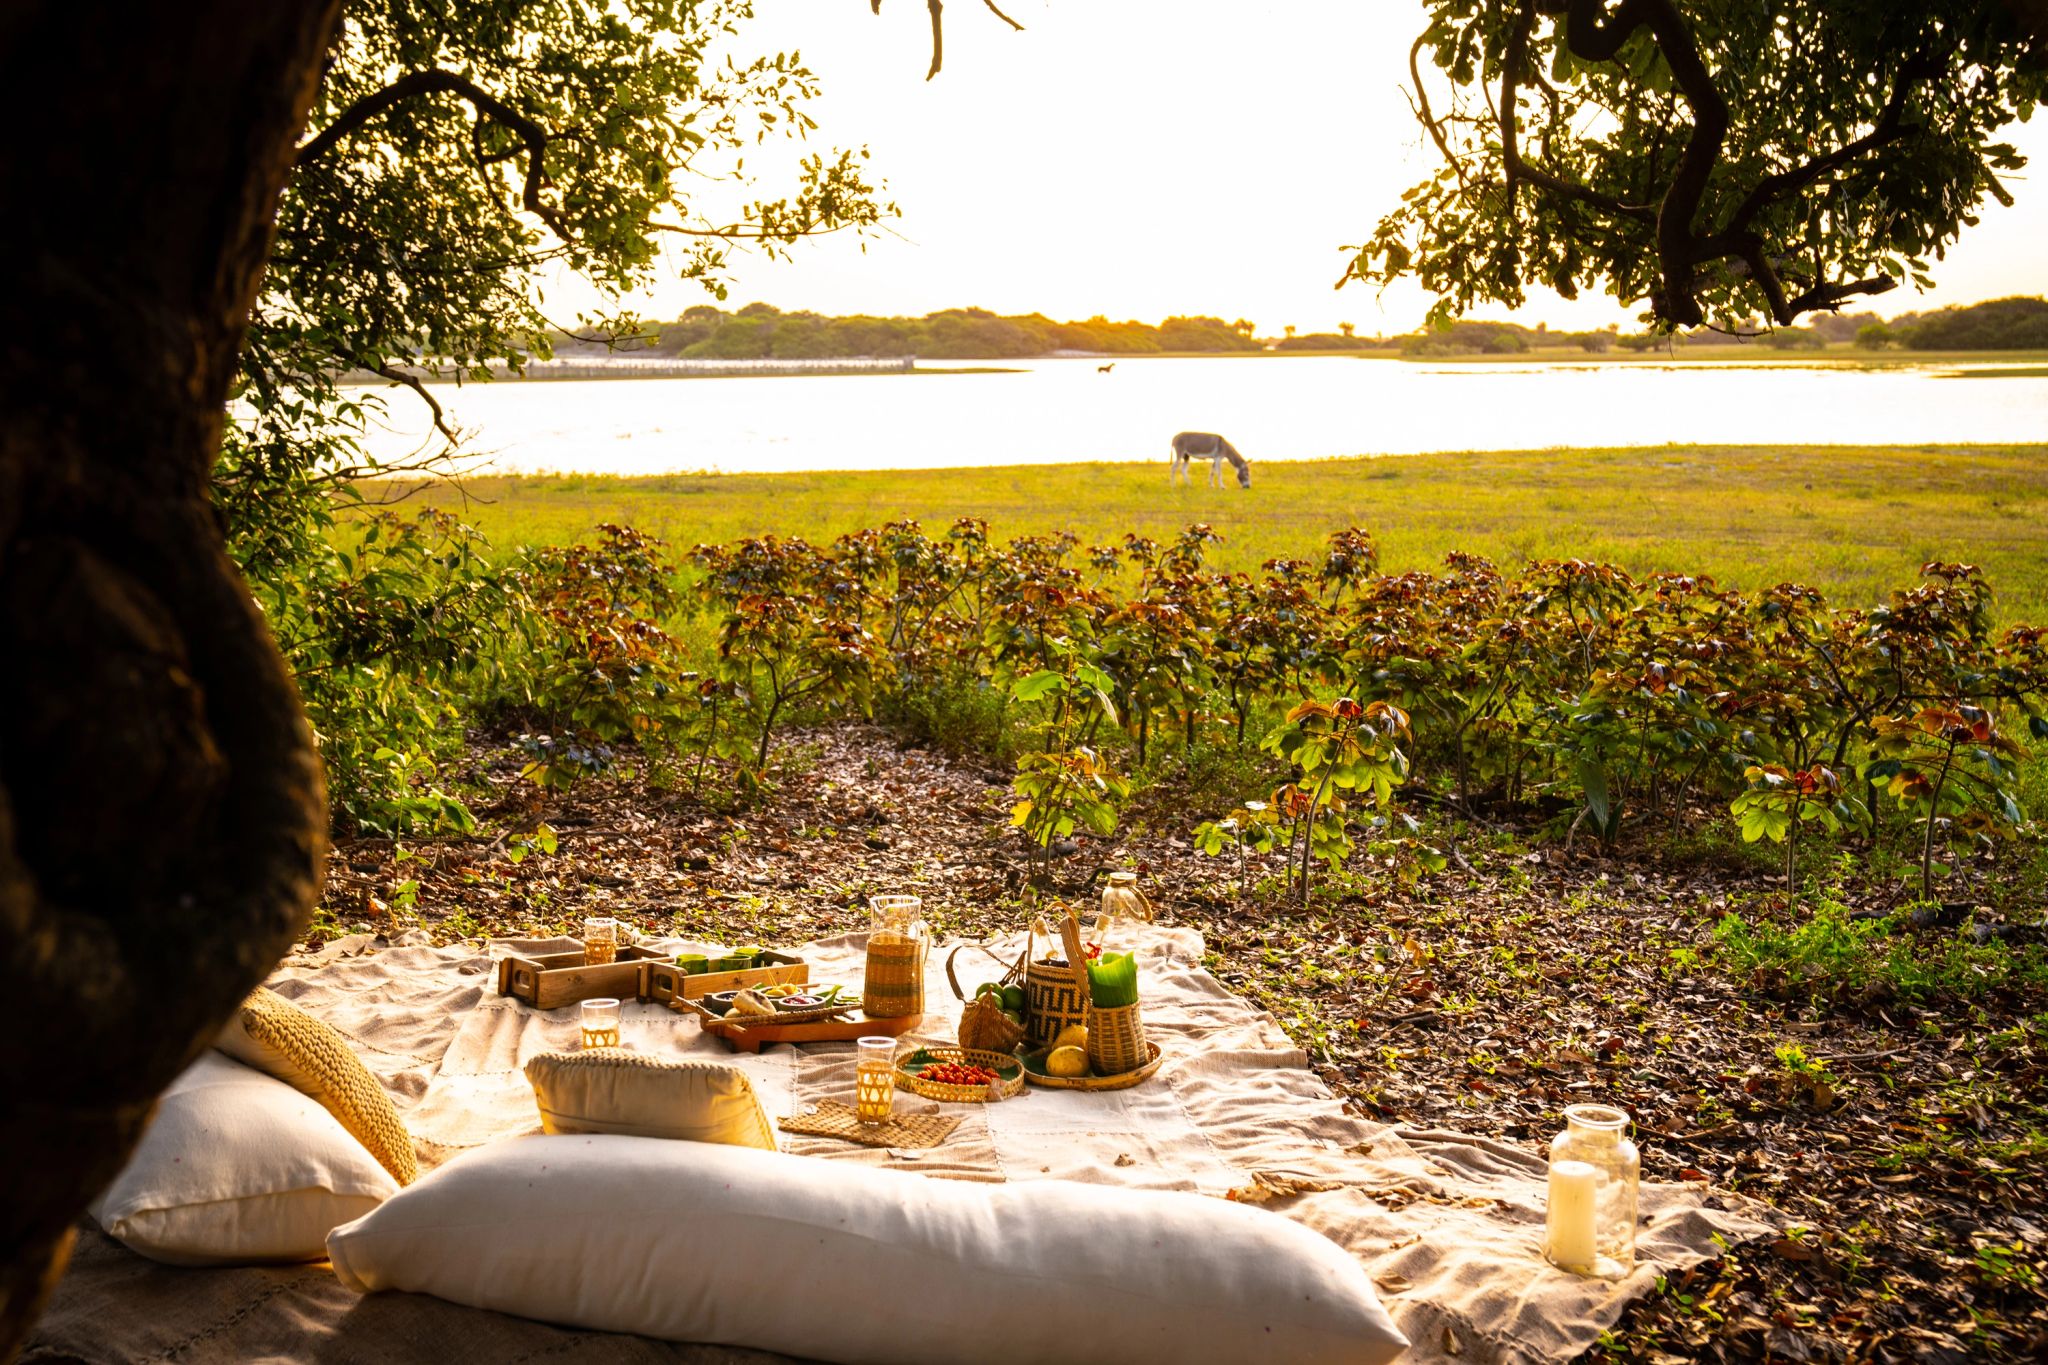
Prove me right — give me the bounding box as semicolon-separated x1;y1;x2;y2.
524;1050;776;1150
216;987;417;1185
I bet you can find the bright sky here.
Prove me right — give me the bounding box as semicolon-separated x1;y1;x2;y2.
597;2;2048;336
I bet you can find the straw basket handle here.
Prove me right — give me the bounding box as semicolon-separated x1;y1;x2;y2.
944;940;1028;1004
1129;885;1157;921
1058;913;1093;1029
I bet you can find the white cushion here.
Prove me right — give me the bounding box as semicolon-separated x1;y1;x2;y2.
328;1135;1407;1365
89;1052;400;1266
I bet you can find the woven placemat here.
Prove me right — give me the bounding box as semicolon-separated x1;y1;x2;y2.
778;1099;963;1149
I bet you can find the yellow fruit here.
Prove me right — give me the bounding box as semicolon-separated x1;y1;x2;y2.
1046;1045;1089;1078
1051;1024;1088;1053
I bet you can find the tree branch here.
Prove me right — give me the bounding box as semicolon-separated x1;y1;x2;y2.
872;0;1017;79
1716;53;1936;240
295;70;571;241
1560;0;1727;326
370;362;460;444
1562;0;1651;62
1500;3;1655;221
1786;273;1899;316
1408;33;1467;190
646;219;862;240
1738;238;1794;326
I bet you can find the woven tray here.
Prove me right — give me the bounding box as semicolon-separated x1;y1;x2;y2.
778;1099;963;1150
671;996;855;1027
1021;1040;1164;1091
895;1046;1026;1102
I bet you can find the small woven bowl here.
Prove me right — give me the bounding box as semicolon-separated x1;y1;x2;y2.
895;1046;1026;1102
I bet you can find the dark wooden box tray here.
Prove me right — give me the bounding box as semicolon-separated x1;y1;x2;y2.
497;943;810;1011
496;943;669;1010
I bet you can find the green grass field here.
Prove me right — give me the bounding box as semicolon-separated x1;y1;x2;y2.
405;443;2048;621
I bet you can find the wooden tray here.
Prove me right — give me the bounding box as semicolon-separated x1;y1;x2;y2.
496;943;669;1010
695;1011;924;1055
646;950;808;1005
1020;1040;1164;1091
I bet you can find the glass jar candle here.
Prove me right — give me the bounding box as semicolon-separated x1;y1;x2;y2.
1545;1104;1640;1279
854;1036;897;1125
862;895;928;1019
582;916;619;966
580;998;622;1049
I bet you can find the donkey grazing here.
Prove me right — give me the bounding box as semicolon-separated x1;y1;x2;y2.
1169;431;1251;488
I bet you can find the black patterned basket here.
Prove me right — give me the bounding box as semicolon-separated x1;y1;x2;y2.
1024;954;1089;1049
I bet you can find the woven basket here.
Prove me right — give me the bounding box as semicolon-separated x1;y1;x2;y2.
1086;1000;1149;1076
895;1046;1027;1102
1024;955;1090;1050
862;932;926;1018
948;942;1026;1054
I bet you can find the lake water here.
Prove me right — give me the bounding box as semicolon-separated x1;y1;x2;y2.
353;356;2048;477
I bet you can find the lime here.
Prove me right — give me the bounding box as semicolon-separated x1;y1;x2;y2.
998;985;1026;1013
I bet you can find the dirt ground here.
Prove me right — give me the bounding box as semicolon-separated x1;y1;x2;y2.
316;724;2048;1364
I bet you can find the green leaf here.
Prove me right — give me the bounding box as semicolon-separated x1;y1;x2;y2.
1576;762;1610;828
1011;669;1063;702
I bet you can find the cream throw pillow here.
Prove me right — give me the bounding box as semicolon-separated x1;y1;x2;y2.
216;985;417;1184
524;1050;775;1149
90;1053;400;1266
328;1136;1408;1365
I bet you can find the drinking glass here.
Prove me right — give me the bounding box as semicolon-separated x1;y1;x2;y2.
855;1036;897;1125
580;998;622;1049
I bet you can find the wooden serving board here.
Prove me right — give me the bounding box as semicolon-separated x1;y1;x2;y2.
696;1011;923;1054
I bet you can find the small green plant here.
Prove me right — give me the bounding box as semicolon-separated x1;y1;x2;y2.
1007;651;1130;895
1731;763;1854;894
1192;800;1285;897
1262;697;1417;910
1771;1040;1841;1108
1867;705;2026;901
1972;1240;2040;1290
505;823;559;866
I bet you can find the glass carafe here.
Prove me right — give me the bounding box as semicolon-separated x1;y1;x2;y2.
1545;1104;1640;1279
862;895;928;1018
1092;872;1152;953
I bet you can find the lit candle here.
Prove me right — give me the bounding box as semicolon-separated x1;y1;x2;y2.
1546;1159;1599;1271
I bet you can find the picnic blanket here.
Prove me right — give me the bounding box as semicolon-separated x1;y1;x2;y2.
30;925;1777;1364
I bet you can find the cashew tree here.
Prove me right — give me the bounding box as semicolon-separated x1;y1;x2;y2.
1354;0;2048;331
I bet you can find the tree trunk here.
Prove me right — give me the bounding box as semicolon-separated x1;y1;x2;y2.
0;3;340;1355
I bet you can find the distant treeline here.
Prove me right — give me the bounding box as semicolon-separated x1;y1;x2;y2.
549;295;2048;361
559;304;1264;361
1847;296;2048;351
